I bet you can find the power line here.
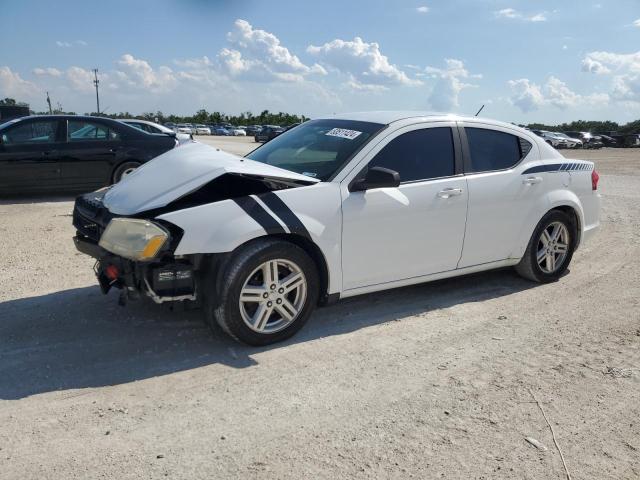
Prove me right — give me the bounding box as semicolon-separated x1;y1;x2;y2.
92;68;100;115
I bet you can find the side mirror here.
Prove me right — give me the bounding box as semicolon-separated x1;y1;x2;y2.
350;166;400;192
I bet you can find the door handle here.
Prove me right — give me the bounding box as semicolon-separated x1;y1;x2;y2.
523;176;543;185
109;148;118;153
437;188;463;199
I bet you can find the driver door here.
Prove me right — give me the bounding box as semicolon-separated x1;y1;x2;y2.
340;123;468;291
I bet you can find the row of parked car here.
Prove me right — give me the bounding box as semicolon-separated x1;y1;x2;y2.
529;129;640;149
163;122;298;142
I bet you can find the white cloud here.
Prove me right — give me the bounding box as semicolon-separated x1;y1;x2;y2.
221;19;325;82
0;66;39;99
495;8;547;22
508;79;545;112
416;6;429;13
56;41;72;48
307;36;420;90
508;76;608;112
633;18;640;27
33;67;63;77
582;51;640;74
116;54;177;92
76;40;88;46
582;50;640;104
424;59;481;110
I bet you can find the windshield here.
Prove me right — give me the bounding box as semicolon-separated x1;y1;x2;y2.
246;119;385;181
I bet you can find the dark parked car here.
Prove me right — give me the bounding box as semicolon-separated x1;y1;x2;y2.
255;125;285;143
0;115;177;194
244;125;262;136
563;131;603;149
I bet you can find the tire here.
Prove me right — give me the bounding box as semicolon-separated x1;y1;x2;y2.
112;161;141;183
516;210;576;283
207;239;320;346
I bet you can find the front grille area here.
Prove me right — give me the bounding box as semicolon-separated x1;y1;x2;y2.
72;191;114;242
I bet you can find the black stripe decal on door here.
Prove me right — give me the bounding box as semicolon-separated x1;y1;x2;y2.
233;196;286;235
258;192;312;240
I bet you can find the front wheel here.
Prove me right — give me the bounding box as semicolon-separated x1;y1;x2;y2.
516;210;576;283
207;239;319;345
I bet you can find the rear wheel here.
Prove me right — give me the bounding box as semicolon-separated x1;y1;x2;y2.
516;210;576;283
207;239;319;345
112;161;141;183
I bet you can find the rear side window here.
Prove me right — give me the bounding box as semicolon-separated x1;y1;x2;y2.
68;120;120;141
466;127;528;172
368;127;455;183
2;120;58;145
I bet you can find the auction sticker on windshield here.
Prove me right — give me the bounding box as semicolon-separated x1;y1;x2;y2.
325;128;362;140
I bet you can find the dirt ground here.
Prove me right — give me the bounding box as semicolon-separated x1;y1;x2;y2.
0;139;638;479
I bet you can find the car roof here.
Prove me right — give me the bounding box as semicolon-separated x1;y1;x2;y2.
325;111;523;131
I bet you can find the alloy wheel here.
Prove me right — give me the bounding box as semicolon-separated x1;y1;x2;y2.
239;259;307;333
536;221;570;274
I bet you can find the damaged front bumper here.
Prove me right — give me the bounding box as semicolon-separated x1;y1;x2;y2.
72;192;199;304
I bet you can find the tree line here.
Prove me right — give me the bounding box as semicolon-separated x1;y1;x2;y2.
3;97;639;132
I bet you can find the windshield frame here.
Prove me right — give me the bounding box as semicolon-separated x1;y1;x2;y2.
245;119;386;182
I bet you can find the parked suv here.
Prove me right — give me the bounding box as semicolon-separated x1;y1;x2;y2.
72;112;600;346
0;115;177;194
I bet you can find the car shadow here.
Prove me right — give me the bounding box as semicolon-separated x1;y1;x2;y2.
0;268;537;400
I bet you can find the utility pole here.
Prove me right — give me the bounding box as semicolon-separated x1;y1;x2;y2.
46;91;52;114
92;68;100;115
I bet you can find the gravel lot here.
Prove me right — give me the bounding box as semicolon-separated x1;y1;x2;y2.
1;138;638;479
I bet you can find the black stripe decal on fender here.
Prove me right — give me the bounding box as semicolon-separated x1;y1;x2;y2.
258;192;312;240
232;196;286;235
522;163;592;175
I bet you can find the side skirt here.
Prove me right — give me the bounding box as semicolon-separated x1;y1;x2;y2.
339;258;520;299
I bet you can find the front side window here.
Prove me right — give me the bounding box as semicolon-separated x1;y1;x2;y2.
367;127;455;183
68;120;120;141
246;119;385;181
466;127;526;172
2;120;58;145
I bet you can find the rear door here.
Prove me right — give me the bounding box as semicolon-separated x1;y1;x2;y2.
0;118;64;193
58;119;121;190
457;123;546;267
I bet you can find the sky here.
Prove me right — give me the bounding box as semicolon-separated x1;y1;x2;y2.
1;0;639;124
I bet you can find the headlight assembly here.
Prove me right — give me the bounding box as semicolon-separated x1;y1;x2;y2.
99;218;169;261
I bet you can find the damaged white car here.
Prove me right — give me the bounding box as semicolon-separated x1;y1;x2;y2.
73;112;600;345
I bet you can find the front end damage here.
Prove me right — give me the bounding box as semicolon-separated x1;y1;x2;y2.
73;190;202;305
72;142;319;306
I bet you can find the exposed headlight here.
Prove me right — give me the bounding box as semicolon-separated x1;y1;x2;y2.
99;218;169;261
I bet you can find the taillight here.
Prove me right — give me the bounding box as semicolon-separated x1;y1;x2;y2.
591;169;599;190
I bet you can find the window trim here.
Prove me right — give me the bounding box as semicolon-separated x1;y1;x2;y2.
458;123;534;175
347;124;463;189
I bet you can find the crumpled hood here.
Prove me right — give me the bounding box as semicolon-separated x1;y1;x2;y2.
103;142;319;215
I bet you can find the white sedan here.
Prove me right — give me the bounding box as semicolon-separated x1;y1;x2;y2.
195;125;211;135
230;128;247;136
72;112;600;345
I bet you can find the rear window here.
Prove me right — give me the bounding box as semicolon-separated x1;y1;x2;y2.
466;127;529;172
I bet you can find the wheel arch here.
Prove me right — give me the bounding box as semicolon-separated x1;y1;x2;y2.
546;192;584;249
219;233;332;306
